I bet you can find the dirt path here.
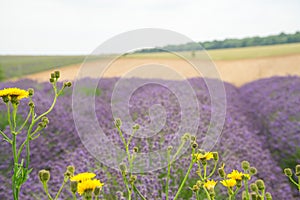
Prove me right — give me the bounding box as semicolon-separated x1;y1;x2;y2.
18;54;300;87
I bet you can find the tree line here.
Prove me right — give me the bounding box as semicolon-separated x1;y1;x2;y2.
136;31;300;53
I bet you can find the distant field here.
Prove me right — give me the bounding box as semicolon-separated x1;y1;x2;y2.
128;42;300;60
0;55;85;79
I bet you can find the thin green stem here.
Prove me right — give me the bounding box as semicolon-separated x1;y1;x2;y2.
298;176;300;191
0;130;12;144
207;160;218;178
12;133;18;200
203;164;207;179
165;148;171;200
203;187;212;200
6;103;13;131
43;182;53;200
132;184;147;200
173;148;195;200
121;172;131;200
16;107;33;133
72;192;77;200
288;176;299;187
244;180;250;200
197;162;204;180
54;179;68;200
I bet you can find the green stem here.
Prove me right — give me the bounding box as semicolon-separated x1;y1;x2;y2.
207;160;218;178
244;180;250;200
298;176;300;191
12;133;18;200
16;107;32;133
197;162;204;180
165;148;171;200
54;179;68;200
72;192;77;200
121;172;131;200
132;184;147;200
43;182;53;200
0;130;12;144
203;187;212;200
288;176;299;188
173;148;195;200
203;163;207;179
7;102;13;131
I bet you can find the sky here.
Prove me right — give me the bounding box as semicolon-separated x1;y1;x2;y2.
0;0;300;55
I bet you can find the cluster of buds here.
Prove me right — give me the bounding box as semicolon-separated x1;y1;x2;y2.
250;179;272;200
49;71;60;83
284;164;300;191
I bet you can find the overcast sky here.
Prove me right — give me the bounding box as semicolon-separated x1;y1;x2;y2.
0;0;299;55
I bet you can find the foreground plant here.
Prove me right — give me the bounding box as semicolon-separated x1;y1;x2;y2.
284;164;300;191
39;166;104;200
0;71;71;200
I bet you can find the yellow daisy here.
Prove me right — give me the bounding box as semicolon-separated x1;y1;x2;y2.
70;172;96;182
0;88;29;100
193;152;214;161
204;179;217;190
220;179;237;188
77;179;104;196
227;170;243;180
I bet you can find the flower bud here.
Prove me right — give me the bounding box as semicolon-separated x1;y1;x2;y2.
191;142;198;149
54;71;60;78
255;179;265;191
196;180;202;187
266;192;272;200
295;164;300;176
115;118;122;128
28;88;34;96
64;81;72;87
70;181;78;193
284;168;292;177
28;101;35;108
38;169;50;183
191;184;199;192
190;135;196;141
250;183;258;192
119;163;127;172
241;161;250;171
67;165;75;175
49;78;54;83
249;167;257;175
133;147;139;153
51;73;55;79
251;192;258;200
129;175;137;184
212;152;219;161
94;186;101;196
167;146;173;151
2;96;9;103
236;179;242;188
181;133;190;142
218;168;225;178
42;116;49;124
133;124;139;130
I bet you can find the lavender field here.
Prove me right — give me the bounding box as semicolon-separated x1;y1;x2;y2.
0;76;299;199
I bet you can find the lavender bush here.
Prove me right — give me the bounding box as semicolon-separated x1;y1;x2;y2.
0;76;298;199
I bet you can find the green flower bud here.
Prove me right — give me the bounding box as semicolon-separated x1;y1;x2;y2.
167;146;173;151
191;142;198;149
115;118;122;128
284;168;293;177
242;191;247;200
191;184;199;192
295;164;300;176
28;88;34;96
212;152;219;161
249;167;257;175
133;124;140;130
181;133;190;142
70;181;78;193
49;78;54;83
2;96;9;103
266;192;272;200
251;192;258;200
133;147;139;153
54;71;60;78
250;183;258;192
94;186;101;196
241;160;250;171
196;180;202;187
190;135;196;141
67;165;75;175
38;122;46;128
42;116;49;124
51;73;55;79
64;81;72;87
28;101;35;108
236;179;242;188
218;168;225;178
38;169;50;183
255;179;265;190
129;175;137;184
119;163;127;172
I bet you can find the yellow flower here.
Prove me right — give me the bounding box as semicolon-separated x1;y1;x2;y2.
70;172;96;182
227;170;243;180
220;179;237;188
243;173;251;180
77;179;104;196
0;88;29;100
204;179;217;190
193;152;214;161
